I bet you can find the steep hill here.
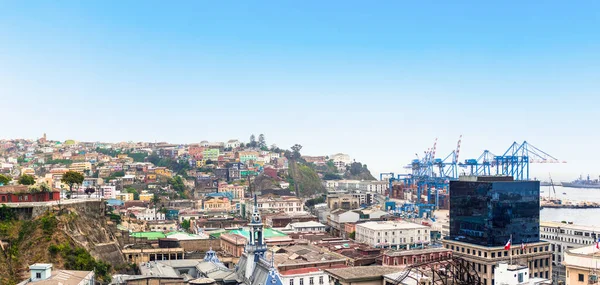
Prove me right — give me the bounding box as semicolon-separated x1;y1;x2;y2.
288;160;326;197
343;162;376;180
0;202;126;284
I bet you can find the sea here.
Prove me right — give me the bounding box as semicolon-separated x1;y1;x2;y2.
540;185;600;227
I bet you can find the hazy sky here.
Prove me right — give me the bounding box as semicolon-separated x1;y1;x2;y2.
1;1;599;180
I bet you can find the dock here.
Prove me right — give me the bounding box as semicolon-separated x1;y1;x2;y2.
540;199;600;209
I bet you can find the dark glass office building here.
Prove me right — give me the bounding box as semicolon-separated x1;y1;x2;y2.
449;176;540;247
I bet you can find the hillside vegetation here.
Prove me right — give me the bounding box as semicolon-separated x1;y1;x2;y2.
288;160;326;197
0;204;126;285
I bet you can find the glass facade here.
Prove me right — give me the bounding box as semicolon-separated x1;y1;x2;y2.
449;179;540;247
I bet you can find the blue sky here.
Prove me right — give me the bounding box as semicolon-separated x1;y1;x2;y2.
1;1;599;180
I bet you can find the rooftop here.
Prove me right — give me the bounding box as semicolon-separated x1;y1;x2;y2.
289;221;326;228
19;269;93;285
227;228;287;240
325;266;401;282
130;232;166;240
266;244;347;267
385;247;451;257
356;221;428;231
540;221;600;232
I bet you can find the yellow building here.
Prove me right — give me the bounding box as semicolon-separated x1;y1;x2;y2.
116;192;134;201
69;162;92;173
117;154;129;159
202;197;232;212
139;193;154;202
154;167;172;178
564;245;600;285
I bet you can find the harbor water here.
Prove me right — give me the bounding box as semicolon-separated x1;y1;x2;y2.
540;185;600;227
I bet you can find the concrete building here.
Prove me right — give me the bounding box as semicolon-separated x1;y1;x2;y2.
494;263;552;285
327;209;360;237
358;181;389;195
540;221;600;282
122;247;185;263
325;266;399;285
254;196;304;214
18;263;95;285
563;245;600;285
280;268;330;285
380;247;452;267
355;221;430;249
326;194;360;211
283;221;326;233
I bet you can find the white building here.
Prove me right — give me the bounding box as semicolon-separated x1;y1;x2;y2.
540;221;600;282
284;221;326;233
254;197;305;214
280;267;329;285
330;153;351;170
493;263;551;285
128;207;165;221
226;139;241;149
359;180;389;195
355;221;430;249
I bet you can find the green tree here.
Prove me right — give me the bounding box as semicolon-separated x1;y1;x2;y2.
258;134;266;148
181;219;191;231
291;144;303;160
18;174;36;185
125;187;140;200
0;174;11;185
249;134;257;148
348;231;356;239
61;171;85;198
169;176;185;192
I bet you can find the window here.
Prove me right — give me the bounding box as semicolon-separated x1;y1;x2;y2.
319;276;323;285
579;274;585;282
290;280;294;285
36;273;41;279
492;252;495;258
300;278;304;285
309;277;314;285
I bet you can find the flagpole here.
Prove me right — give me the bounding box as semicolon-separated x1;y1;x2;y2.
510;234;513;265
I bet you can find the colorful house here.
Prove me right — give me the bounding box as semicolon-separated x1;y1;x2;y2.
0;186;61;203
203;149;220;162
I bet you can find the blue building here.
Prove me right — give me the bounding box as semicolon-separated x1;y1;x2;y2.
235;196;284;285
449;176;540;247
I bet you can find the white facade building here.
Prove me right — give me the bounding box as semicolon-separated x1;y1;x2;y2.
129;207;165;221
284;221;326;233
359;181;389;194
280;268;329;285
355;221;430;249
539;221;600;282
255;197;305;214
494;263;551;285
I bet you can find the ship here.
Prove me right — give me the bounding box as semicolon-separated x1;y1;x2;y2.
561;175;600;189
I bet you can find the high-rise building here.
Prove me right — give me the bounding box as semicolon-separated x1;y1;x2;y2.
449;176;540;246
443;176;552;285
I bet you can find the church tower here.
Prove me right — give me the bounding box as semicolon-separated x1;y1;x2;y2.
247;195;267;262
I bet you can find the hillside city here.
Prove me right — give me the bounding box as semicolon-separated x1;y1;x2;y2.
1;133;594;285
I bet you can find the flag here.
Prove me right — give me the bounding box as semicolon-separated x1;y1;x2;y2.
596;238;600;249
504;238;512;250
521;243;526;250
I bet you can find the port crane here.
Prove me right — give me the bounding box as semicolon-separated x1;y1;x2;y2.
382;138;563;218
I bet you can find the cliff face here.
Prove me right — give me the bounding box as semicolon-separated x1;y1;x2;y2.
0;201;125;285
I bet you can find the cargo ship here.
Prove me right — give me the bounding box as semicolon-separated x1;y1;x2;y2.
561;175;600;189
